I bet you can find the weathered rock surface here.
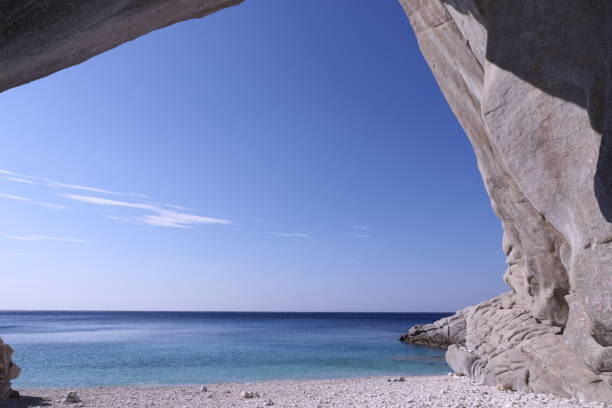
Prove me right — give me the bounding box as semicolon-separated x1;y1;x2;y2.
0;338;21;400
0;0;243;93
400;0;612;403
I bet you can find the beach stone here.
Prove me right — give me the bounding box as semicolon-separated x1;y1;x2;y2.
64;390;82;404
200;386;208;392
240;391;260;399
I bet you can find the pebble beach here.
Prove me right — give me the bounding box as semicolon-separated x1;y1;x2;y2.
3;375;609;408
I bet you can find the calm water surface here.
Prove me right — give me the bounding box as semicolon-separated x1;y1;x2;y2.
0;311;450;388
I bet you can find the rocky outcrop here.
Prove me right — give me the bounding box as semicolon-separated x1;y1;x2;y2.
399;308;467;349
404;294;612;402
400;0;612;403
0;338;20;400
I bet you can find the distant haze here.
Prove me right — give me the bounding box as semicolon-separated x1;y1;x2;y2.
0;0;506;312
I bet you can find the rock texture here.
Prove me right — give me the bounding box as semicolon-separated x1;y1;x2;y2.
400;0;612;403
0;338;20;400
0;0;243;93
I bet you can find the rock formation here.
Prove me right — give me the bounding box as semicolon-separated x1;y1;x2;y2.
0;0;610;403
399;0;612;403
0;338;20;400
0;0;244;92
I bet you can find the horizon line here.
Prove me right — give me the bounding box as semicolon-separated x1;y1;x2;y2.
0;308;453;314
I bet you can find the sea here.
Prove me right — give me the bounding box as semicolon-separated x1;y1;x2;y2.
0;311;451;389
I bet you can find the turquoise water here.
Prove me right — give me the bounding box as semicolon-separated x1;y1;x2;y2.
1;311;450;389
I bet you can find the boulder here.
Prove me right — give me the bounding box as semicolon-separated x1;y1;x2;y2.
64;390;82;404
0;338;20;401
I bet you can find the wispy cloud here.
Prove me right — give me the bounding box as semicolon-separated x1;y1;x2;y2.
0;192;71;210
0;168;230;231
0;176;38;185
2;234;93;244
270;232;311;238
351;225;371;238
63;194;231;229
37;202;72;210
0;192;28;201
0;168;147;198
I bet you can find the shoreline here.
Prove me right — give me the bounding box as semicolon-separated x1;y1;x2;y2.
3;375;608;408
9;374;449;391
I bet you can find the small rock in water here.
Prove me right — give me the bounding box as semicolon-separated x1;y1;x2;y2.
200;385;208;392
64;390;82;404
240;391;260;399
495;383;513;391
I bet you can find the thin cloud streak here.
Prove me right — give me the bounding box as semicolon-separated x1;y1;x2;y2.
270;232;311;238
351;234;370;238
0;193;28;201
63;194;231;229
0;168;147;198
0;168;230;231
351;225;371;230
0;176;38;185
0;192;71;210
37;202;72;210
2;234;93;244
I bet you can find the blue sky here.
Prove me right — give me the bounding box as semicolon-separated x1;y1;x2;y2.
0;0;506;312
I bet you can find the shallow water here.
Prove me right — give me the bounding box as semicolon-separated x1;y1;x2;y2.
0;311;450;388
